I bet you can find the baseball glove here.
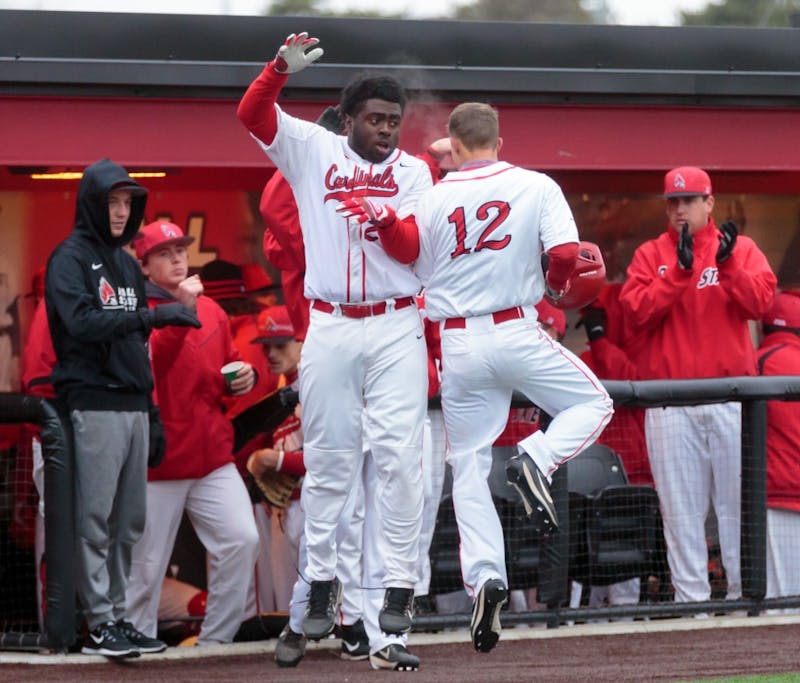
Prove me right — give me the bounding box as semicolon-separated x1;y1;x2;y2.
246;453;300;508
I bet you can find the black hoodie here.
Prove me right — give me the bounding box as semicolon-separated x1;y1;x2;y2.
45;158;154;411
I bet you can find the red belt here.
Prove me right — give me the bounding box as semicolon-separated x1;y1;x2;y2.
443;306;525;330
312;296;415;319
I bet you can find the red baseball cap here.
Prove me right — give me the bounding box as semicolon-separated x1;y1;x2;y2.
535;299;566;338
251;305;295;344
763;290;800;330
663;166;713;198
133;221;194;261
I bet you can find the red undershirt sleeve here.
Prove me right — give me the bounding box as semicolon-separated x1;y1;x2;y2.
377;215;420;264
236;60;288;146
546;242;579;292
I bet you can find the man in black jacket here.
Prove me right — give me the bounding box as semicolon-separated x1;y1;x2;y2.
45;158;200;657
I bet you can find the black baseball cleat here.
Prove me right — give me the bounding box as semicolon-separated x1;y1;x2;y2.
369;643;420;671
379;587;415;635
506;452;559;531
303;577;342;641
81;621;140;658
115;619;167;653
340;618;369;661
470;578;508;653
275;626;306;667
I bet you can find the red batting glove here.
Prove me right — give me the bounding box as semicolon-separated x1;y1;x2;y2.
335;197;397;228
274;32;324;74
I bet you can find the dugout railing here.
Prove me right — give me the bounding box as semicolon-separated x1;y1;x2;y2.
1;376;800;650
416;376;800;631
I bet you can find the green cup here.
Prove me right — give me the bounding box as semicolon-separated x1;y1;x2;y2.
221;361;245;386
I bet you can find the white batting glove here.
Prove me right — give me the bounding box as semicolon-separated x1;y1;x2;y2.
274;32;324;74
335;197;397;228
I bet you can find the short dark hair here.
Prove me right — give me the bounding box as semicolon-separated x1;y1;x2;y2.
339;74;407;118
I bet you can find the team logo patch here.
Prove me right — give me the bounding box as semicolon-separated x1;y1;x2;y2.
159;223;180;239
98;277;118;306
673;173;686;190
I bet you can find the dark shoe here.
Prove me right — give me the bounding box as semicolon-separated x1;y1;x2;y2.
275;626;306;668
81;621;140;658
470;578;508;653
115;619;167;653
378;587;414;635
369;643;420;671
506;452;559;531
303;578;342;640
340;618;369;661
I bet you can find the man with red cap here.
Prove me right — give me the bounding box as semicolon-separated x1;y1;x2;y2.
619;166;776;606
127;221;260;646
756;290;800;606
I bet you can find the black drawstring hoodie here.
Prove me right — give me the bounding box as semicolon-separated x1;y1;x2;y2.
45;159;155;411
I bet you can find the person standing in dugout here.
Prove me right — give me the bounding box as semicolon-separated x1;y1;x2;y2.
336;102;613;653
126;221;260;646
44;159;201;657
619;166;776;605
237;32;431;670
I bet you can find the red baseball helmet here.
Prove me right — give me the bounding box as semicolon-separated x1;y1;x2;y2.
545;241;606;310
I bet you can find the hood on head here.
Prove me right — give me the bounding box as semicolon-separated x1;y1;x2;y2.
74;158;148;247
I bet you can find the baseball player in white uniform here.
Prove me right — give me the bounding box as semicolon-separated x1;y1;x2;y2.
237;32;430;668
338;102;613;653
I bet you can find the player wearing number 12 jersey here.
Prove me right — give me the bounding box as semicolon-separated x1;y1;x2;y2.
337;102;613;654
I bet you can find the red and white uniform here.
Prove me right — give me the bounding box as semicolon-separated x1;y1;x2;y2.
413;161;613;595
620;219;776;603
127;294;259;644
757;329;800;605
239;66;430;589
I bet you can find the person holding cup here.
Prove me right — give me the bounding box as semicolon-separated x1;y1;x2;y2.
126;221;260;645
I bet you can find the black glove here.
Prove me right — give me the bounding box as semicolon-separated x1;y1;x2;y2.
716;220;738;264
279;387;300;411
578;306;607;342
677;222;694;270
147;403;166;468
150;302;201;329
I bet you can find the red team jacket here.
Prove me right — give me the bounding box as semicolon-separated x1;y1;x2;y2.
620;219;776;379
757;329;800;513
148;294;243;481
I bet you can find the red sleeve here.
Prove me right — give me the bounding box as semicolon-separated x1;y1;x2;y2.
21;300;56;398
280;450;305;478
716;237;777;320
377;215;420;264
587;338;641;381
236;61;287;145
545;242;579;293
260;171;306;271
281;269;309;342
416;148;445;184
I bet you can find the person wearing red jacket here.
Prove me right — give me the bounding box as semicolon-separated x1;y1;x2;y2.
756;291;800;607
619;166;776;605
126;221;260;645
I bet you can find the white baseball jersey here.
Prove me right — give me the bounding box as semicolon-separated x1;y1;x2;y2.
414;161;578;321
254;106;432;303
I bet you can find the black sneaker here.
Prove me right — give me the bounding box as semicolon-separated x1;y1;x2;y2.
115;619;167;653
369;643;420;671
340;618;369;661
506;452;559;531
470;578;508;653
81;621;140;658
379;587;414;635
275;626;306;668
303;578;342;640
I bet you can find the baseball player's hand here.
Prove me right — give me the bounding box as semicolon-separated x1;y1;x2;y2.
716;220;738;264
544;278;570;302
227;362;256;396
150;302;202;329
176;274;203;312
577;306;607;341
677;222;694;270
274;32;323;74
335;197;397;229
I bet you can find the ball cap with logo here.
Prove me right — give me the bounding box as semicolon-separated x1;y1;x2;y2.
663;166;713;198
251;305;295;344
762;290;800;332
133;221;195;261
